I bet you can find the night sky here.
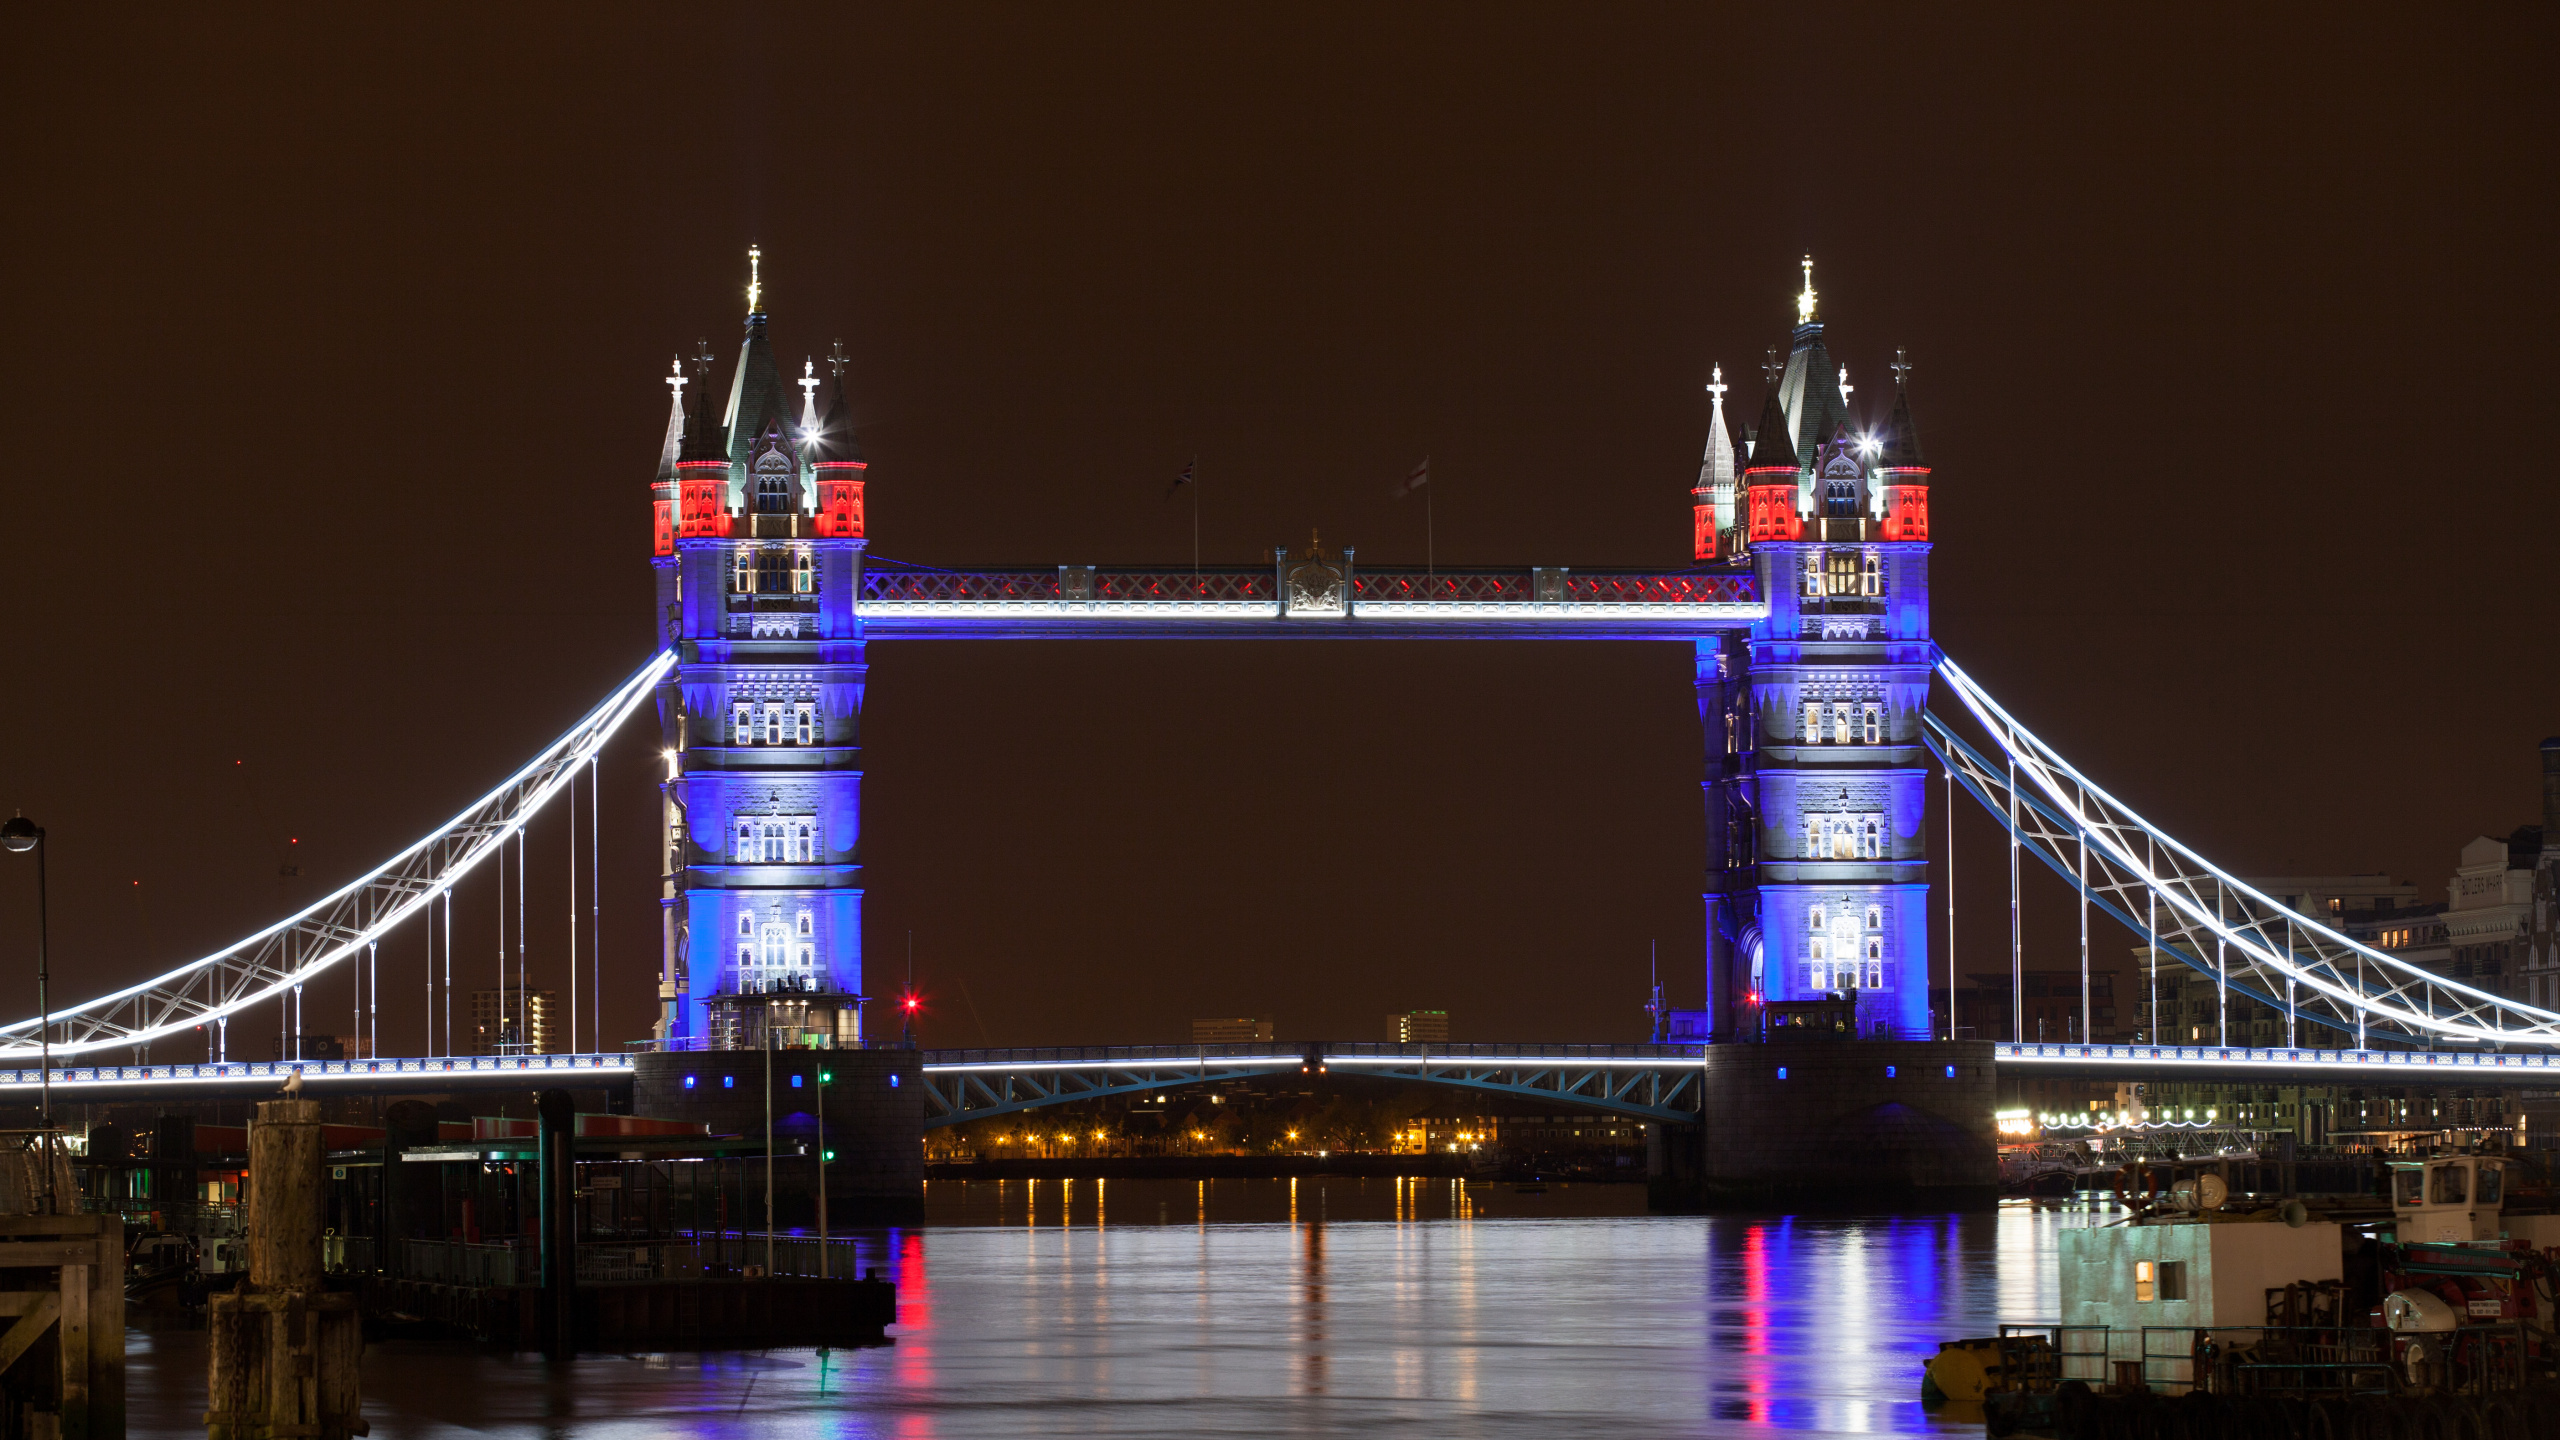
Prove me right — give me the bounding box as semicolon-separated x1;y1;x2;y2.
4;9;2553;1058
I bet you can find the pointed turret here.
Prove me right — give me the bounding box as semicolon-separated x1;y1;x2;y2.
1743;383;1802;544
1776;257;1847;457
1876;351;1931;542
808;340;868;539
651;357;688;556
674;362;733;539
724;246;792;473
1693;365;1737;561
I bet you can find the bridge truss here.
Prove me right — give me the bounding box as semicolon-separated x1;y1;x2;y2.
917;1044;1709;1128
1926;652;2560;1050
0;652;676;1060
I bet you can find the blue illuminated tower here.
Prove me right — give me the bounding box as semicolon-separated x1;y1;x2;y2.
1708;260;1935;1039
650;251;871;1049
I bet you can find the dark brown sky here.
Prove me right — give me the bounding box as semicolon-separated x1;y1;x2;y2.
3;7;2554;1056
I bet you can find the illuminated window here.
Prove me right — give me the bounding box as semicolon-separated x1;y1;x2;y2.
754;454;794;514
737;943;753;975
1862;703;1883;744
733;551;755;593
1809;934;1827;962
1861;553;1882;596
1804;701;1824;743
739;914;753;938
1866;906;1883;931
1809;906;1827;931
794;551;815;593
1803;553;1823;597
1825;551;1859;595
1866;959;1883;989
1861;818;1882;859
797;945;815;971
1833;702;1854;744
2135;1260;2155;1303
733;703;753;743
795;702;817;744
734;820;754;860
763;702;784;744
1805;817;1823;856
797;911;814;936
1832;820;1856;861
757;549;792;594
794;823;814;863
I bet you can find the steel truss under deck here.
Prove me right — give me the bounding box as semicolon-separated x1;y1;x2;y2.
1927;652;2560;1050
917;1043;1708;1127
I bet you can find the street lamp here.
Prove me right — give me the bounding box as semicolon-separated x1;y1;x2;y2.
1;814;53;1214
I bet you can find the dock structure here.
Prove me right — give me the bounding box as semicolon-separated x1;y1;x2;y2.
0;1207;123;1439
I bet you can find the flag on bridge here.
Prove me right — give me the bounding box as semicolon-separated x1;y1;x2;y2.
1391;456;1429;499
1166;455;1196;501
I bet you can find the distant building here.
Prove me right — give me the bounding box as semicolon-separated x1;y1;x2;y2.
1387;1010;1449;1045
2442;829;2543;1004
1191;1017;1272;1044
471;987;560;1055
1948;970;2117;1043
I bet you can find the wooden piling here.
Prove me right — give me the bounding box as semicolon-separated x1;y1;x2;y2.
0;1209;125;1439
205;1098;364;1440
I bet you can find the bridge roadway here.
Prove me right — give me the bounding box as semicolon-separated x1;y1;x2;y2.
7;1041;2549;1109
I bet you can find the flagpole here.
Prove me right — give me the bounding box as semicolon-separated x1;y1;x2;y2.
1425;458;1434;577
1192;458;1201;580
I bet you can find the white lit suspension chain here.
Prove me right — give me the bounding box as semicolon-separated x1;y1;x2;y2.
0;651;675;1058
1926;650;2560;1049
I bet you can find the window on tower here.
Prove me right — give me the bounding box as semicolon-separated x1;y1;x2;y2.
794;702;817;745
733;703;752;744
754;454;794;514
733;551;755;594
1825;550;1860;596
1865;905;1883;931
1832;702;1853;744
1862;553;1882;596
1804;817;1822;856
1861;818;1882;859
1862;703;1883;745
1802;553;1822;598
797;911;813;936
1803;701;1823;743
756;549;792;595
793;551;815;594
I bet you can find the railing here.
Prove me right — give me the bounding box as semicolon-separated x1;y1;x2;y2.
921;1042;1712;1067
1997;1043;2560;1072
399;1239;536;1287
578;1234;873;1282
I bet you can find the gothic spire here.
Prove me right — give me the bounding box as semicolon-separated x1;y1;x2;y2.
1878;352;1925;468
723;246;790;470
655;355;688;483
1744;380;1796;473
678;357;726;463
803;341;863;466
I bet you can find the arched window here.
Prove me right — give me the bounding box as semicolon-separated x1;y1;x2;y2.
733;703;753;744
1803;701;1823;743
733;551;755;594
734;821;754;860
1805;817;1822;856
1802;553;1823;597
754;453;794;514
794;823;813;863
756;549;791;595
739;913;753;938
1861;553;1882;596
1808;906;1827;932
760;822;783;863
737;942;754;976
1824;476;1859;517
761;922;787;972
797;911;813;936
1865;905;1883;931
1861;818;1882;859
794;703;816;745
793;551;815;593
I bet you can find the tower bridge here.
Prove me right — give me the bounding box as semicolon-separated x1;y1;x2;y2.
9;254;2555;1195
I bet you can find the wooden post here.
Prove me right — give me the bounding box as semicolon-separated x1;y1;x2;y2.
206;1097;364;1440
0;1211;124;1439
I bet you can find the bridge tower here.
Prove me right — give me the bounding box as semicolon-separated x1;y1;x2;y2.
650;251;871;1050
1707;260;1934;1040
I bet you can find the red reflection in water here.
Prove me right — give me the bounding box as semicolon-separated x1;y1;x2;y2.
1736;1222;1773;1425
894;1228;933;1410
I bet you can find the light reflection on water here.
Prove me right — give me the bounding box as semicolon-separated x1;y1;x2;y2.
128;1182;2122;1438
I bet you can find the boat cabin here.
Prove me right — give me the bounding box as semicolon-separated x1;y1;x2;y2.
2388;1156;2505;1244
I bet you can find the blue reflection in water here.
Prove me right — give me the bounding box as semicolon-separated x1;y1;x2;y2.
125;1181;2102;1438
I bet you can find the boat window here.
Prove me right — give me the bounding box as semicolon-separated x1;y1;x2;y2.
2395;1169;2423;1207
2158;1261;2187;1302
2135;1260;2155;1303
2430;1165;2467;1205
2478;1166;2503;1205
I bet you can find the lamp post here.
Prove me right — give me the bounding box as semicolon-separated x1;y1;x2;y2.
1;814;53;1214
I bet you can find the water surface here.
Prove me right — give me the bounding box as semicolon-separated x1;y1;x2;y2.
130;1178;2109;1438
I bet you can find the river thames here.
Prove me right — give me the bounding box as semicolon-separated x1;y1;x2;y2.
130;1178;2102;1437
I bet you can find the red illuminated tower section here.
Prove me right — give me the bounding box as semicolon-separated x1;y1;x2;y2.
1875;355;1930;541
808;343;866;539
1742;385;1802;543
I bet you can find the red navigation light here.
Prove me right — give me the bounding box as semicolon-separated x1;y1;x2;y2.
903;995;920;1012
